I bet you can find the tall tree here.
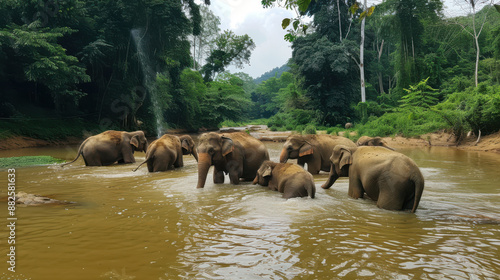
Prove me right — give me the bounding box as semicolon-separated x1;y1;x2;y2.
451;0;494;87
380;0;442;92
192;5;221;70
201;30;255;82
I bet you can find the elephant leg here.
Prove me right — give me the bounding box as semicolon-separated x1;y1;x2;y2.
83;154;103;166
228;171;240;185
377;193;404;211
174;152;183;168
305;158;321;174
377;182;410;211
147;161;154;172
213;168;225;184
282;186;307;199
347;172;364;199
153;159;169;172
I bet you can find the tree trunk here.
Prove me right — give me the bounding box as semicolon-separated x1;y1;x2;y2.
360;0;366;103
337;0;342;41
377;39;385;94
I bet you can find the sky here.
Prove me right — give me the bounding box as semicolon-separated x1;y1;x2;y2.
197;0;495;79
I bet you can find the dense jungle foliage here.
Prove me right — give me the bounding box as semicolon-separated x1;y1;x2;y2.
1;0;499;141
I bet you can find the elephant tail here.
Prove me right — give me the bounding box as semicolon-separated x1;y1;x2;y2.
60;138;89;167
132;158;148;172
411;172;425;213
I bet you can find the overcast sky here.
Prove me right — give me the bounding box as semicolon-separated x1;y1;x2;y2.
198;0;494;79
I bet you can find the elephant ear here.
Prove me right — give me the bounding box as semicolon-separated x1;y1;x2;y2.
339;148;353;170
130;135;139;149
262;165;273;178
221;136;234;156
181;138;190;152
299;143;313;157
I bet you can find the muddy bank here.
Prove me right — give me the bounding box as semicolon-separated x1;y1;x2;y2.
0;135;82;150
1;128;499;154
381;131;500;153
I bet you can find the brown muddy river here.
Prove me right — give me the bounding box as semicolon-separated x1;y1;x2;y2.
1;141;500;279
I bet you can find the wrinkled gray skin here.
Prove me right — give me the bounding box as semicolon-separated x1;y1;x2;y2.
133;134;198;172
280;134;357;174
62;130;148;166
322;145;424;212
196;132;269;188
253;161;316;199
356;136;395;150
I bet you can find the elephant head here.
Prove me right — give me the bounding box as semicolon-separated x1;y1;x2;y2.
129;131;148;153
321;145;356;189
196;132;234;189
356;136;394;150
179;135;198;162
331;145;356;177
280;135;313;163
252;160;276;186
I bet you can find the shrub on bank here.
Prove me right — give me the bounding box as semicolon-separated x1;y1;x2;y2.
357;108;447;137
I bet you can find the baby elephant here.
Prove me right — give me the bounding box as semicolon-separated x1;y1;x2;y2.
253;161;316;199
356;136;394;150
322;145;424;212
133;134;198;172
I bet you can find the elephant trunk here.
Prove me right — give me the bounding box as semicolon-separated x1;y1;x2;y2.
252;176;259;185
279;148;288;163
196;152;211;189
192;149;199;162
321;164;339;189
385;145;395;151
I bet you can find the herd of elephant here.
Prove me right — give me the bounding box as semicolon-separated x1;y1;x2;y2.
62;130;425;213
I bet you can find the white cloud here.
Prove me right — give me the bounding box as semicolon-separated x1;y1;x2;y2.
197;0;294;78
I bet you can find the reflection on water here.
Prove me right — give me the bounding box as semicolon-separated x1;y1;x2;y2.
0;144;499;279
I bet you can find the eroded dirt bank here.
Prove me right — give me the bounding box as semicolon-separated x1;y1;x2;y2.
1;129;499;154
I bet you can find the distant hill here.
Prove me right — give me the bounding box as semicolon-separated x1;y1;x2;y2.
254;64;291;84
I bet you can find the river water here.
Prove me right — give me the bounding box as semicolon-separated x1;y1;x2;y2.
1;141;499;279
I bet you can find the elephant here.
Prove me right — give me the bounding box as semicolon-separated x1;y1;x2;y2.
356;136;395;150
253;161;316;199
345;122;353;129
133;134;198;172
321;145;424;212
61;130;148;166
196;132;269;188
280;134;357;174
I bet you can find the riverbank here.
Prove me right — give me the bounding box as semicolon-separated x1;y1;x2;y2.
379;130;500;153
1;128;499;154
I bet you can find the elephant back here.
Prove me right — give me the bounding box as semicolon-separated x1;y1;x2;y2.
100;130;124;145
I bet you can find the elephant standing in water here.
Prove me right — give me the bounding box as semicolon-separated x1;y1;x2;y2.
356;136;395;150
280;134;356;174
253;161;316;199
133;135;198;172
196;132;269;188
322;145;424;212
61;130;148;166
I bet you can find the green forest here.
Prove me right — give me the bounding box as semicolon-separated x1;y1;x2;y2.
1;0;500;142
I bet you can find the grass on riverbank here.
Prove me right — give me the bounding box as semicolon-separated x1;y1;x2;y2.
0;156;65;168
